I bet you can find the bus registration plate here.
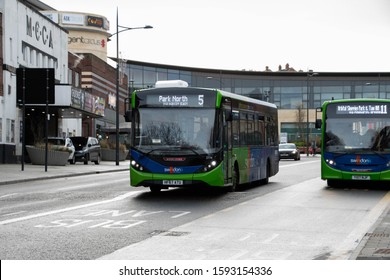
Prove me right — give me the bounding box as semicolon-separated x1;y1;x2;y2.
352;175;370;180
163;180;183;185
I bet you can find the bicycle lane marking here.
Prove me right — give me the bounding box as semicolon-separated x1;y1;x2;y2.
0;191;141;226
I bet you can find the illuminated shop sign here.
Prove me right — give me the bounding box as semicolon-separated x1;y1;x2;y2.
87;16;104;28
62;13;84;25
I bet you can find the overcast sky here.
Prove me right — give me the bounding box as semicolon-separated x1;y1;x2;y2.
43;0;390;72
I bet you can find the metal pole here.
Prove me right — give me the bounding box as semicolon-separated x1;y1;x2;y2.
306;73;310;156
306;71;318;156
115;8;120;166
110;13;151;166
45;69;49;172
21;69;26;171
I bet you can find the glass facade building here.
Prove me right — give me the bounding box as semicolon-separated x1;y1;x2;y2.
122;60;390;145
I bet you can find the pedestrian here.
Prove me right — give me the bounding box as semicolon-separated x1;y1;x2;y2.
309;145;313;156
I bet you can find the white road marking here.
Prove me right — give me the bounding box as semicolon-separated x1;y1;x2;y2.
0;193;19;199
279;161;316;168
1;211;27;217
56;178;129;191
0;191;141;226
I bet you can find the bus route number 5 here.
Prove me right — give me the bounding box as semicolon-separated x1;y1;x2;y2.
198;95;204;106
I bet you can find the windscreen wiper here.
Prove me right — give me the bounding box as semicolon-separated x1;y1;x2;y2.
177;146;201;156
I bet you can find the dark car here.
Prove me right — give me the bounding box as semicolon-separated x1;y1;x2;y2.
279;143;300;160
70;136;101;165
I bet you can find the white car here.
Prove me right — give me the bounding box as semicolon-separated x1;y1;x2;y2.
46;137;76;164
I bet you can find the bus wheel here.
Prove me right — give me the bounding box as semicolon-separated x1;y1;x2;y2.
261;160;270;185
327;179;340;188
150;186;161;193
229;165;239;192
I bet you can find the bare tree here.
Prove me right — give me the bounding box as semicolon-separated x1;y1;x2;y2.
295;103;306;141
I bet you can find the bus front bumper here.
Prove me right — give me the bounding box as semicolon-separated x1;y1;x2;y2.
321;161;390;181
130;164;225;188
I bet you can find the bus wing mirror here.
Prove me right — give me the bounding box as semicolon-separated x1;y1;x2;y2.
124;110;132;122
315;119;322;129
315;107;322;129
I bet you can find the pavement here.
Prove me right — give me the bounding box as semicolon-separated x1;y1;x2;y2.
0;157;390;260
0;160;130;186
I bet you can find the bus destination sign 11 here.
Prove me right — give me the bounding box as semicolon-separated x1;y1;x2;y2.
336;104;388;115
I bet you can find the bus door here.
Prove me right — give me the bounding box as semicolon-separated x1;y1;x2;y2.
223;102;233;185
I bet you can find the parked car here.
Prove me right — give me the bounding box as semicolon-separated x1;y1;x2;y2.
279;143;301;160
46;137;76;164
70;136;101;165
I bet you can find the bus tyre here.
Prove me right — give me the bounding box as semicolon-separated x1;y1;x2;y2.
229;165;239;192
327;179;340;188
261;160;270;185
150;186;161;193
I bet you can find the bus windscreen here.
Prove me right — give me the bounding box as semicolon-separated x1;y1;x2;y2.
325;102;390;153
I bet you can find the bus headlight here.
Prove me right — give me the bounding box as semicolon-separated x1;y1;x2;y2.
199;160;219;173
325;159;336;166
131;159;148;172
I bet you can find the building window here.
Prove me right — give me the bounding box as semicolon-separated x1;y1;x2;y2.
167;69;180;80
75;72;80;87
6;119;15;143
0;118;2;142
68;69;73;85
9;38;13;62
30;49;34;65
23;45;28;62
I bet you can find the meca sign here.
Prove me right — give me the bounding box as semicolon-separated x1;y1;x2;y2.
26;15;53;49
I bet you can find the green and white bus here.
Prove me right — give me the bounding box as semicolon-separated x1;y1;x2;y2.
316;99;390;186
126;81;279;192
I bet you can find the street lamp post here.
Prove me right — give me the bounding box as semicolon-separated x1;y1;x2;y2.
110;8;152;165
306;71;318;156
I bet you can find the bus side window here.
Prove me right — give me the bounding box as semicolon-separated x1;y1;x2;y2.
373;126;390;150
232;110;240;146
240;113;247;145
247;114;255;145
258;116;265;146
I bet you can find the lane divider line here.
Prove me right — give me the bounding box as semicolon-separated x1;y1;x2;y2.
0;191;140;226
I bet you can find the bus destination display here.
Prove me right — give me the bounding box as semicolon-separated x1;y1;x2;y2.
336;104;388;115
145;94;214;107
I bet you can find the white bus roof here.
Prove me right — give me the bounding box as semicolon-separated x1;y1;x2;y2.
155;80;189;88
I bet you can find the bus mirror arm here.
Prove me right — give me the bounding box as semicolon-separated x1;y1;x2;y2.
124;110;132;122
225;110;232;122
315;107;322;129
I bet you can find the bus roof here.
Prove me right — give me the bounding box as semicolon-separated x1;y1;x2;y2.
135;86;277;109
218;89;277;109
322;98;390;106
